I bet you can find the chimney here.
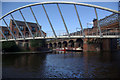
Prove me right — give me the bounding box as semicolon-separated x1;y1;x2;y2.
93;18;97;28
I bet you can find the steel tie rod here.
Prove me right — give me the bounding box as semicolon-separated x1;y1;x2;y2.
0;29;7;40
74;4;85;37
2;18;16;40
19;9;34;39
10;14;25;39
29;6;45;38
94;8;102;37
42;4;57;38
57;4;70;37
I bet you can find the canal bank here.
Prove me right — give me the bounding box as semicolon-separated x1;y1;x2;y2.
2;50;52;54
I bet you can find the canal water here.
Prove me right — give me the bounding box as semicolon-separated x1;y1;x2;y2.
2;51;120;78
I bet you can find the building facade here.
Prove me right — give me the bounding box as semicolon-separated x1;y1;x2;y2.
1;19;46;50
0;26;10;39
10;19;46;38
47;13;120;51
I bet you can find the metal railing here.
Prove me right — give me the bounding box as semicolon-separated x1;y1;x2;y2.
69;28;120;36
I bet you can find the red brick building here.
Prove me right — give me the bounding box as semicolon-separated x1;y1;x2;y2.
0;26;10;38
10;19;46;38
1;19;46;50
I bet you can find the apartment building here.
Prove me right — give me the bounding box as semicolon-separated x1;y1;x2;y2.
1;19;46;49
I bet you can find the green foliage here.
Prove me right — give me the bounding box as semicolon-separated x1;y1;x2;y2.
30;39;46;48
2;41;19;52
87;40;93;44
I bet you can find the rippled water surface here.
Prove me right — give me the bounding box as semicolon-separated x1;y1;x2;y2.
2;51;120;78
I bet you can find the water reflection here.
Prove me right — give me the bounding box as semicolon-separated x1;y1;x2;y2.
2;51;120;78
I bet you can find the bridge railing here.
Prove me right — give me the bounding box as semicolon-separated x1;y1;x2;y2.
67;28;120;36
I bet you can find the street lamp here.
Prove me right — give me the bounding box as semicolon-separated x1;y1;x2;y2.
76;27;81;35
87;22;93;35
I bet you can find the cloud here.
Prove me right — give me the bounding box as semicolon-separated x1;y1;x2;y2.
88;22;93;25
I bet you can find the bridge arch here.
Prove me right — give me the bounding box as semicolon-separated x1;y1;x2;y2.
25;32;29;37
76;38;83;48
63;41;68;48
0;1;120;41
58;42;62;48
53;43;57;48
1;1;119;20
49;43;53;48
69;40;74;48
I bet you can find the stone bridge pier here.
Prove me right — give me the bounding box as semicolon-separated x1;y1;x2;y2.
83;38;118;52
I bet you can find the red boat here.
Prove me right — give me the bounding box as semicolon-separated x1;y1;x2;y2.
56;48;66;51
55;47;83;52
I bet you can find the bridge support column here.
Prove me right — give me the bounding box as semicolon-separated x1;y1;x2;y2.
83;38;101;52
48;44;50;49
83;38;118;52
83;39;89;52
102;39;117;51
74;42;77;48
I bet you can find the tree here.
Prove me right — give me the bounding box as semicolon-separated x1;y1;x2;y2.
2;41;19;52
30;39;46;48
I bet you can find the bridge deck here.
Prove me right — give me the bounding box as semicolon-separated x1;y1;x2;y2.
1;35;120;42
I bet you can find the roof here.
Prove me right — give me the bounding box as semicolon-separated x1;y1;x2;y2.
10;19;40;27
0;26;7;28
0;26;9;30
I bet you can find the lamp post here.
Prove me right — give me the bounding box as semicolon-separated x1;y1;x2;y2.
87;22;93;35
76;27;81;35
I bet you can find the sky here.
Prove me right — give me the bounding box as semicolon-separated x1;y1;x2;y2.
1;1;119;36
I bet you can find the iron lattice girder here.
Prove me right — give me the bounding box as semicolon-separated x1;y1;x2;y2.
99;13;119;27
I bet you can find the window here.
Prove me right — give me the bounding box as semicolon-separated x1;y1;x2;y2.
14;25;16;28
37;27;39;31
32;33;35;36
18;42;22;47
20;26;24;31
26;27;29;31
4;31;9;35
25;32;29;37
14;31;16;34
32;27;36;32
19;33;21;36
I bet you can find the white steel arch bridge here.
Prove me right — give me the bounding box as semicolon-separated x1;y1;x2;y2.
0;1;120;42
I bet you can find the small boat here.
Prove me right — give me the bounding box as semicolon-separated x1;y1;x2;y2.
66;47;83;52
55;47;83;52
56;48;66;51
